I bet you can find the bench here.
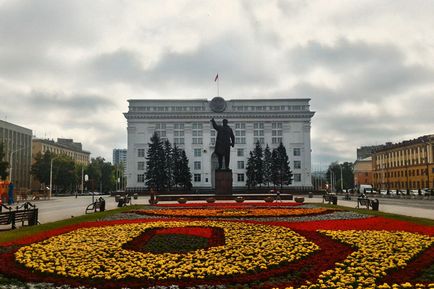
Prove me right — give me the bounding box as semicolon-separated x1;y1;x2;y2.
0;202;38;229
117;195;131;207
323;194;337;204
85;197;106;214
357;197;371;209
356;197;379;210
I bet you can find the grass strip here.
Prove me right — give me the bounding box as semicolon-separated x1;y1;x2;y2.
0;205;145;243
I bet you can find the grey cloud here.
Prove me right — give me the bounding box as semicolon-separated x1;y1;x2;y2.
289;39;434;100
290;39;403;72
88;33;277;89
0;0;100;47
25;91;115;112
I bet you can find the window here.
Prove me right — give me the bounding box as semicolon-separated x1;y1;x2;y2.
192;138;203;144
174;138;184;145
294;161;301;169
155;123;167;140
194;161;201;170
272;137;282;144
174;123;184;145
237;148;244;157
194;148;202;157
137;161;145;170
272;122;283;144
237;173;245;182
294;174;301;182
192;122;203;145
137;174;145;183
234;123;246;145
138;149;145;158
237;161;244;169
293;148;301;156
254;137;265;144
194;174;201;182
192;123;203;130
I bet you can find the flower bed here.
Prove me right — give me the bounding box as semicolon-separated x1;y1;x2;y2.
155;201;303;207
0;215;433;288
130;207;333;218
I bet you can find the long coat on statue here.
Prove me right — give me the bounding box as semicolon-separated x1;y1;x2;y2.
211;119;235;157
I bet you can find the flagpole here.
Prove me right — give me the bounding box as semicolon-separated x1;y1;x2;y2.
214;73;219;96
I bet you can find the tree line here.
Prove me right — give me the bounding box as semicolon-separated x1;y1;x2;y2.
145;132;192;191
246;142;293;189
31;151;123;194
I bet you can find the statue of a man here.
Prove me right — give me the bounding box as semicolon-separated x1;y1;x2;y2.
211;118;235;170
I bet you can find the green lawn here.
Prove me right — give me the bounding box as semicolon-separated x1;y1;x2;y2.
313;203;434;226
0;205;145;243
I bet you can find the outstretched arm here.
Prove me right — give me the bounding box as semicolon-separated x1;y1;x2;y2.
211;118;219;131
230;129;235;147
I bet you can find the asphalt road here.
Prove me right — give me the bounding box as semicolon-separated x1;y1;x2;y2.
1;193;432;230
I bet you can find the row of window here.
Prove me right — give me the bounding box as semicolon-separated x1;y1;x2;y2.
374;167;434;179
137;147;303;158
232;105;309;111
137;173;303;183
41;144;89;163
131;106;206;112
131;105;309;113
375;180;433;190
136;160;302;171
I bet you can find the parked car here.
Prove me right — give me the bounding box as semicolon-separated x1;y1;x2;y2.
89;191;103;195
409;190;419;196
421;188;433;196
364;188;378;194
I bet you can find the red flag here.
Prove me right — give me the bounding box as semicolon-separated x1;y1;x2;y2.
214;74;219;81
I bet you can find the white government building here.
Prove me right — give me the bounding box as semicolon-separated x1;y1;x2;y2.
124;97;315;191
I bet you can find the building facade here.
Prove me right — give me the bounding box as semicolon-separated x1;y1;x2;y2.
353;157;373;187
124;97;315;190
113;149;127;167
32;138;90;166
372;135;434;190
0;120;32;190
357;145;387;160
31;138;90;191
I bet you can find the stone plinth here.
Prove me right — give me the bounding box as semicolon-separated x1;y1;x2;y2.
215;169;233;195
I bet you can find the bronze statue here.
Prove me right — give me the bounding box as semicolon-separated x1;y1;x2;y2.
211;118;235;170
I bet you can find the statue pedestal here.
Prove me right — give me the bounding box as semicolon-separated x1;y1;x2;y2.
215;169;232;195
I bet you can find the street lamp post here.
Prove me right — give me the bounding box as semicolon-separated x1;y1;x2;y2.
49;156;61;200
9;146;28;184
340;164;344;192
49;158;54;200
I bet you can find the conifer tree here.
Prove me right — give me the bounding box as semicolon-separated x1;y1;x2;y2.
263;144;272;188
252;141;264;187
179;149;192;191
145;132;166;191
271;143;293;189
245;151;256;189
172;144;181;189
163;139;174;190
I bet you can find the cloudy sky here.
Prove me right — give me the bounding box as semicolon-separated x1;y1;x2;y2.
1;0;433;169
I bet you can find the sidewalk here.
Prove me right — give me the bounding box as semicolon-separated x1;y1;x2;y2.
2;194;432;230
305;195;434;220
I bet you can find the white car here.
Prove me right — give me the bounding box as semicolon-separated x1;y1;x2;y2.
422;188;432;196
409;190;419;196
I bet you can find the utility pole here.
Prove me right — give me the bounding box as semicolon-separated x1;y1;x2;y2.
340;163;343;192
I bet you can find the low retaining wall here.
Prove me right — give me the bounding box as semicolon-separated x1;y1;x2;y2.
155;193;293;202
